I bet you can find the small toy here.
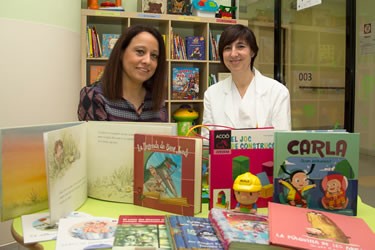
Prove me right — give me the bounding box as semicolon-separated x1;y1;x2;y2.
215;5;237;19
172;105;199;136
88;0;122;9
233;172;262;213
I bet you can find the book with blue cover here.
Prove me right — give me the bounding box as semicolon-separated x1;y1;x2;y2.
186;36;205;60
165;215;223;249
102;34;120;58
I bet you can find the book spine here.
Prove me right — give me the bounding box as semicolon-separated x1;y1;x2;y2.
208;211;229;250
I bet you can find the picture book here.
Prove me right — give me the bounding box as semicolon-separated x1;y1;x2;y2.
268;202;375;250
167;0;191;15
133;134;203;216
165;215;224;249
89;64;105;85
55;216;118;250
113;215;170;249
141;0;167;14
209;128;276;210
186;36;205;60
0;121;177;222
272;131;360;216
102;34;120;58
171;66;199;100
21;211;92;244
0;122;81;221
208;208;270;249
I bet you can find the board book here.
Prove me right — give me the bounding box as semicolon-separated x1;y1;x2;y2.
272;130;360;216
209;128;276;210
268;202;375;249
133;134;203;216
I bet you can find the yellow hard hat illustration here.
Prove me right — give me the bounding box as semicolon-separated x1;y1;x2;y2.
233;172;262;192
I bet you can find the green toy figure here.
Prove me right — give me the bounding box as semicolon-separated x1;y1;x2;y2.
172;104;199;136
233;172;262;214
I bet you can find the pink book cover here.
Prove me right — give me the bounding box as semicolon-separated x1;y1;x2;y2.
268;202;375;250
133;134;203;216
209;128;275;210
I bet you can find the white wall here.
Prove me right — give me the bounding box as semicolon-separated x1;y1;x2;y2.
356;0;375;156
0;0;81;245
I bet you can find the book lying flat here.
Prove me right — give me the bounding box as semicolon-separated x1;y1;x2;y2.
268;202;375;249
208;208;273;250
113;215;170;250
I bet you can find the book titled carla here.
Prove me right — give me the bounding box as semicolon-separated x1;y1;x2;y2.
208;208;271;250
133;134;203;216
186;36;205;60
0;121;176;223
209;128;275;210
113;215;171;249
165;215;224;249
171;66;199;100
273;130;360;216
268;202;375;249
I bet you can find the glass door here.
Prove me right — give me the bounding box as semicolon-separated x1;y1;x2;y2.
239;0;347;130
281;1;346;129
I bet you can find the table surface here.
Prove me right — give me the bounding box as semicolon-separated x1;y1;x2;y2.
12;197;375;250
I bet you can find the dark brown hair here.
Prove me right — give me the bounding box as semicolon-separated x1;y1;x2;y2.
218;24;259;70
101;24;167;111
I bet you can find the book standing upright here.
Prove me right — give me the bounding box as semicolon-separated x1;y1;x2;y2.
133;134;203;216
209;129;276;210
171;66;199;100
273;131;360;216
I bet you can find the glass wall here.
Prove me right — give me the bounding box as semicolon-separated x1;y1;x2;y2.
239;0;347;130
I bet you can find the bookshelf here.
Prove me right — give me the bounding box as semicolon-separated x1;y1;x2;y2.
81;9;248;123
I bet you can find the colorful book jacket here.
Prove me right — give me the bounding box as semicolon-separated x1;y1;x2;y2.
209;129;276;210
55;216;117;250
113;215;171;249
208;208;270;249
272;131;360;216
0;121;176;222
186;36;205;60
133;134;203;216
165;215;224;249
268;202;375;250
171;66;199;100
102;34;120;58
167;0;191;15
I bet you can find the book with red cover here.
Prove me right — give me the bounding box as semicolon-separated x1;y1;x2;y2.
268;202;375;249
133;134;203;216
209;128;276;210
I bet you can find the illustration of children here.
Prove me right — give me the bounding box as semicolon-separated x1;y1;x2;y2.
321;173;349;210
278;163;316;208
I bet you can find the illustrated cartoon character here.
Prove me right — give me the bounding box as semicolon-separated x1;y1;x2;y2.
321;173;349;210
278;163;316;207
232;172;262;213
190;47;202;59
306;211;350;243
